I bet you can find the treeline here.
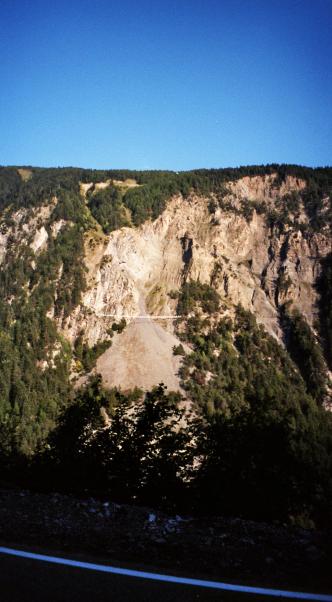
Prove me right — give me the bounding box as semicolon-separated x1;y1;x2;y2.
87;187;130;233
281;308;328;404
0;190;90;456
1;163;331;228
168;284;332;523
174;284;328;414
0;281;331;525
5;373;331;528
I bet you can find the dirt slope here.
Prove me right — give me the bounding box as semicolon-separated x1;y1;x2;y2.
97;318;184;391
96;291;187;391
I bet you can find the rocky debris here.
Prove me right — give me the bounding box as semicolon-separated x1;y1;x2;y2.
0;488;331;592
95;303;186;392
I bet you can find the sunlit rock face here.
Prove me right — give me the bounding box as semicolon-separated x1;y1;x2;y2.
2;174;330;391
56;175;328;390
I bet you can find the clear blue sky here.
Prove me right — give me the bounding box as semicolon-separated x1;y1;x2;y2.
1;0;331;170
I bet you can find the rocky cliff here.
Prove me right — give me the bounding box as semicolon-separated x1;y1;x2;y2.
0;169;330;394
55;175;331;390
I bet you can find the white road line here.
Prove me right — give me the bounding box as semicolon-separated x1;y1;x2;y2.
0;546;331;600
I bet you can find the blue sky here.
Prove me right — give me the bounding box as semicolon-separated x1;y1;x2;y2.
1;0;331;170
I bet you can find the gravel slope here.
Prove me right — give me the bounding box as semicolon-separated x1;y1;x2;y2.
96;293;186;391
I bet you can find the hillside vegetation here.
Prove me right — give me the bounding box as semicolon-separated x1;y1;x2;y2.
0;164;331;526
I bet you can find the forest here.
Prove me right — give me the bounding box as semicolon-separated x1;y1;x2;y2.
1;163;331;228
26;298;332;527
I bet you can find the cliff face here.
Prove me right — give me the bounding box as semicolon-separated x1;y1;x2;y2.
58;175;329;390
0;173;330;392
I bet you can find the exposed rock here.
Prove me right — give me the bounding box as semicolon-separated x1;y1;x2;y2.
1;175;330;392
226;174;306;206
59;176;330;390
0;204;54;264
30;225;48;253
50;219;67;237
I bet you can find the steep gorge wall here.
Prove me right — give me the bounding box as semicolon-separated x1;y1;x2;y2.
59;175;330;390
64;176;329;341
1;174;330;392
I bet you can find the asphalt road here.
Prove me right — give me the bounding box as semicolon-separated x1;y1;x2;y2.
1;547;331;602
0;552;250;602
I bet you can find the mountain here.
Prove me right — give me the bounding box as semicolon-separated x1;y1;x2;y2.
0;164;331;524
66;173;331;394
1;165;331;420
